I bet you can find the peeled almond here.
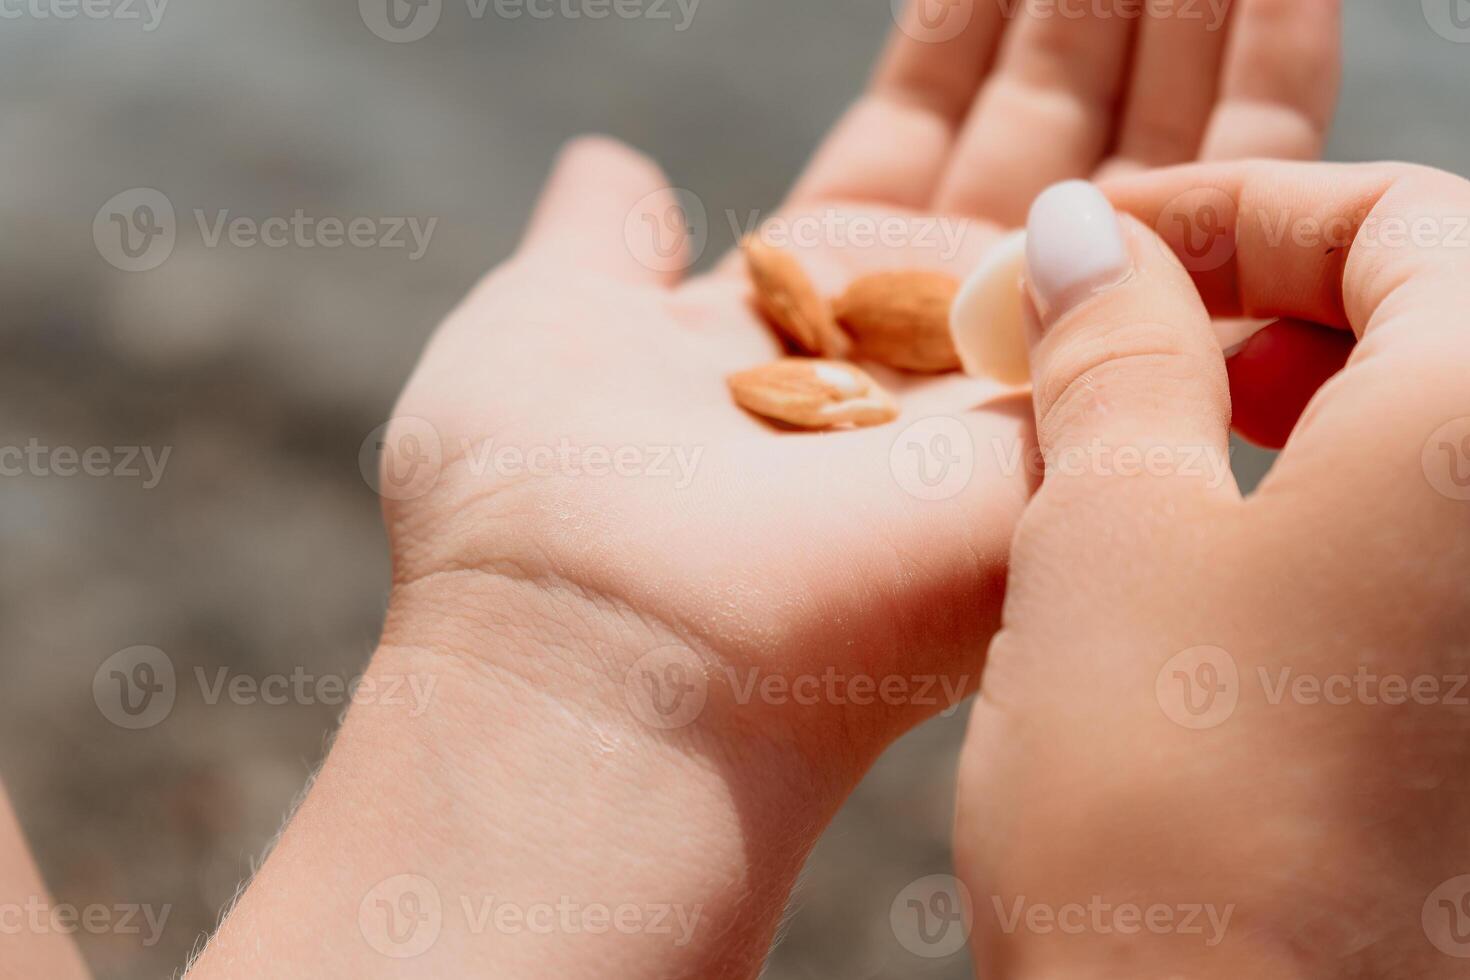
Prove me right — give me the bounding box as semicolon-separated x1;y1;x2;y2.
742;237;851;358
949;230;1031;385
727;358;898;430
833;270;961;373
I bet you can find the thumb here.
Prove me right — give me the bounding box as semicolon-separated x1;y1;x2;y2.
1023;181;1237;498
518;135;690;287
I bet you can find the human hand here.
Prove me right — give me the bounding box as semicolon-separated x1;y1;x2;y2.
191;5;1340;976
955;162;1470;978
382;0;1342;792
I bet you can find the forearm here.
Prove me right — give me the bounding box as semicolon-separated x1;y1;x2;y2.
188;576;841;979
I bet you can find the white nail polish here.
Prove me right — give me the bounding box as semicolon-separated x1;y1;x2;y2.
1024;180;1131;324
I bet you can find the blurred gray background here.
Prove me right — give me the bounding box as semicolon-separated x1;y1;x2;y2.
0;1;1467;976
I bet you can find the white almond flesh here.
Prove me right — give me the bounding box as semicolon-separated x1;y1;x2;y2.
949;230;1031;386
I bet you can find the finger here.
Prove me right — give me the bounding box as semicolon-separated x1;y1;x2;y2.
933;1;1137;224
1093;0;1233;179
1023;181;1236;498
1226;318;1354;449
518;135;684;287
787;0;1007;208
874;0;1011;124
1100;161;1454;333
1199;0;1341;161
1102;161;1470;511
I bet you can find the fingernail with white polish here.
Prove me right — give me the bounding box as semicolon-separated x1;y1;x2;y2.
1025;180;1132;326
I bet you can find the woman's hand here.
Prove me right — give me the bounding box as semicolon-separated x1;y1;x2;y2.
956;161;1470;978
380;0;1340;792
192;4;1339;977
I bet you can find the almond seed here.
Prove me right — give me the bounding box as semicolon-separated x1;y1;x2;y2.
727;358;898;430
742;237;850;358
833;270;961;373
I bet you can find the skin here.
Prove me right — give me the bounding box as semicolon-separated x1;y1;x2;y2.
180;2;1342;977
0;787;89;979
957;161;1470;978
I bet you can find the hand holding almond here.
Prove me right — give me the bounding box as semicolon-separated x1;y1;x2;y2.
189;3;1341;977
956;163;1470;978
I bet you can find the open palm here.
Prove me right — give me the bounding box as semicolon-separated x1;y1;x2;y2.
379;0;1340;774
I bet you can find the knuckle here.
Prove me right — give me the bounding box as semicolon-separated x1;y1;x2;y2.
1035;320;1224;441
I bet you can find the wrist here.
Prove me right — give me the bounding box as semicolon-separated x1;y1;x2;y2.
193;570;845;979
379;566;857;806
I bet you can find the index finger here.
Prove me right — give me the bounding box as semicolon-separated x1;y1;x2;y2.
1098;161;1470;338
1102;161;1470;519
